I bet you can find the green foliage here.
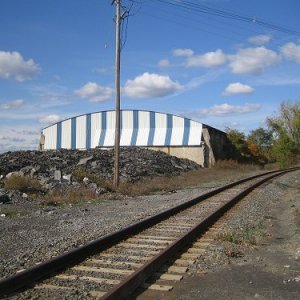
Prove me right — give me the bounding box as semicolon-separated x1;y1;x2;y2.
266;101;300;167
225;128;251;161
4;175;41;193
272;134;298;168
248;127;273;149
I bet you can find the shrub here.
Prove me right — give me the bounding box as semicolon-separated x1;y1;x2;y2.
4;175;41;193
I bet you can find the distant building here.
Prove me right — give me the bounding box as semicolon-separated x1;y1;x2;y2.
41;110;232;167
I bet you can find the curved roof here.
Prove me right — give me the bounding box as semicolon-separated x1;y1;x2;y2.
42;110;203;150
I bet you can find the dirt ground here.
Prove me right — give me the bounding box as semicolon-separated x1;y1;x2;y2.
135;174;300;300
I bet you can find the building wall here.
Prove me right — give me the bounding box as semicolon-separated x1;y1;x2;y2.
146;146;205;166
42;110;203;150
41;110;232;167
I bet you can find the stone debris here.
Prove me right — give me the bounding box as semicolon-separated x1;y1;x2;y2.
0;147;199;199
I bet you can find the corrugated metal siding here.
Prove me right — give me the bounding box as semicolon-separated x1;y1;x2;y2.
120;110;133;146
61;119;71;149
103;111;115;147
136;111;150;146
42;110;203;150
153;113;167;146
188;120;202;145
43;124;57;149
170;115;185;146
91;113;101;148
76;115;86;149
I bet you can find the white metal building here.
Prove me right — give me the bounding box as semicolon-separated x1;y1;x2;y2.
42;110;202;149
41;110;228;166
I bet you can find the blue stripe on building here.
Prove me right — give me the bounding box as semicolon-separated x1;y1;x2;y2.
164;114;173;146
56;121;62;149
182;118;190;145
98;111;106;146
86;113;91;149
147;111;155;145
130;110;139;145
71;117;77;149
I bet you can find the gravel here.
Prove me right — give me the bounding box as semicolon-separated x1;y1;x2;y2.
192;169;300;271
0;185;216;279
1;169;298;298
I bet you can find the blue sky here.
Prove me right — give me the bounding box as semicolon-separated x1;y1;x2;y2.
1;0;300;152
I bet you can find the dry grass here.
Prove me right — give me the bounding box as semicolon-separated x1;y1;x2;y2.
42;187;98;205
4;175;41;193
116;161;264;196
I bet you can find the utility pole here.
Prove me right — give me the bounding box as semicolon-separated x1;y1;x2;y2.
113;0;121;189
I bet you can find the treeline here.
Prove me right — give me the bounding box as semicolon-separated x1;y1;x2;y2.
225;101;300;168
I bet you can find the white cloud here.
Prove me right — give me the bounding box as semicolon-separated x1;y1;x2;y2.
229;47;280;75
123;72;182;99
0;126;40;153
158;59;170;67
248;35;271;45
280;42;300;63
0;51;39;81
0;99;25;110
173;48;194;57
222;82;254;96
186;49;227;68
75;82;113;102
199;103;261;117
39;114;63;124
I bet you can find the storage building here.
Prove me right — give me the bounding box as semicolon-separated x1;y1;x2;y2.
41;110;230;167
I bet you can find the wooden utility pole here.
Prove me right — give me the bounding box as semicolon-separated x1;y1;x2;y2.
113;0;121;189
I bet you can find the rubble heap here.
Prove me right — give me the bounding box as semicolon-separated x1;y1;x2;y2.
0;147;199;201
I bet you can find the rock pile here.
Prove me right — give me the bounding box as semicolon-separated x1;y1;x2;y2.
0;147;199;201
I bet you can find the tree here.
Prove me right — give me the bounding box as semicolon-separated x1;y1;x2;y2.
247;127;273;163
267;101;300;145
272;133;298;168
225;128;251;161
248;127;273;149
267;101;300;167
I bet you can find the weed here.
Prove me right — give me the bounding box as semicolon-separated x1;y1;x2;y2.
224;246;244;258
42;187;98;205
218;222;267;247
4;175;41;193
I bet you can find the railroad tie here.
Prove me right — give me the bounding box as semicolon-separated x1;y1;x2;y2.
142;283;173;292
72;266;134;275
55;274;121;285
85;259;143;268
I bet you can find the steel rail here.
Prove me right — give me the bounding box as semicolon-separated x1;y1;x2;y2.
0;167;298;297
101;168;296;299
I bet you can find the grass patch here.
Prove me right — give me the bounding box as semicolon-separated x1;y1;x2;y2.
115;161;264;196
41;187;99;205
218;222;267;246
0;210;26;218
4;175;41;193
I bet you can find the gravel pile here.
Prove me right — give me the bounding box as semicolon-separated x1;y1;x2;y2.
0;147;199;182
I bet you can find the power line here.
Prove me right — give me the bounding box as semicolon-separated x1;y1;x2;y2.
139;0;300;38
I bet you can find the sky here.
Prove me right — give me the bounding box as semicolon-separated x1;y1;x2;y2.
0;0;300;152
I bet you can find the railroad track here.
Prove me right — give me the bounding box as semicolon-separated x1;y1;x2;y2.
0;167;299;299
